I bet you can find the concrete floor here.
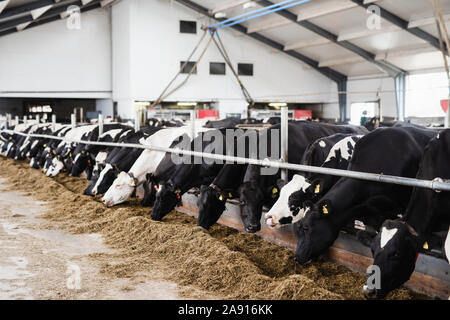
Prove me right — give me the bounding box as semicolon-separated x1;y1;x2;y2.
0;178;184;300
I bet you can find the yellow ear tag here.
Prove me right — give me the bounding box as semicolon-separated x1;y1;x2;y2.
219;194;224;201
43;144;47;147
423;242;429;250
272;187;278;194
228;192;233;198
322;205;328;215
314;184;320;194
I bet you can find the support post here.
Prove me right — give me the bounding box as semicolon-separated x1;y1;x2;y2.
135;111;140;132
6;114;11;129
190;110;196;139
51;114;56;132
98;114;104;136
80;108;84;124
71;114;76;128
35;114;40;124
15;116;19;125
280;106;289;182
23;115;27;125
395;74;406;122
338;80;347;123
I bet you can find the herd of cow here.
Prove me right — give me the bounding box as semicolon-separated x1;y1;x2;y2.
1;116;449;300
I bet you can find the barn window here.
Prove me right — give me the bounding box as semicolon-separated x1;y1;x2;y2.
238;63;253;76
180;20;197;34
180;61;197;74
210;62;226;75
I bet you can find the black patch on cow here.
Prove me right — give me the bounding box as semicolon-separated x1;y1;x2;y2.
279;216;293;225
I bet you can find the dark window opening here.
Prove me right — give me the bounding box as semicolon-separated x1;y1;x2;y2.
210;62;226;75
238;63;253;76
180;61;197;74
180;20;197;34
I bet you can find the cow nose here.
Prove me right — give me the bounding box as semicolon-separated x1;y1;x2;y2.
265;216;276;227
245;224;260;233
92;190;97;196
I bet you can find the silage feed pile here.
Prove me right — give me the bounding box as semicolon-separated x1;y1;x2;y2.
0;157;427;300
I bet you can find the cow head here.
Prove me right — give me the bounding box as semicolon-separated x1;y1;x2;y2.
197;185;228;230
142;173;158;207
151;180;182;221
30;157;40;169
71;151;92;177
102;171;137;207
293;200;338;264
265;175;311;228
362;220;419;299
91;164;119;196
46;155;65;177
238;180;265;233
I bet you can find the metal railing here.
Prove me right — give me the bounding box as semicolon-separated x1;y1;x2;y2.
2;124;450;192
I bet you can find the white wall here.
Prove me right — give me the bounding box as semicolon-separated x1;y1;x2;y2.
347;77;397;119
0;9;112;99
111;0;338;119
96;99;114;118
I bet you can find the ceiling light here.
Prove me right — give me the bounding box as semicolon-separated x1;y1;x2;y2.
215;12;227;19
243;1;257;10
269;102;287;107
177;102;198;107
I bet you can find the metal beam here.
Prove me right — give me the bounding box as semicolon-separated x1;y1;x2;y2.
0;0;77;33
259;0;406;78
0;0;101;37
174;0;347;83
0;1;10;15
0;0;55;20
351;0;447;55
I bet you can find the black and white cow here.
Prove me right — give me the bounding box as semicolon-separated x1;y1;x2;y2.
197;122;368;231
150;128;247;220
361;129;450;299
45;125;97;177
265;133;364;228
101;124;212;207
293;126;438;266
236;123;367;232
88;127;160;196
70;124;131;178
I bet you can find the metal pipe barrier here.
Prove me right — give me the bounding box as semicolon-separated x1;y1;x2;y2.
2;128;450;192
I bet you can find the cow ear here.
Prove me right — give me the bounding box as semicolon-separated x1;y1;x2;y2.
318;200;332;216
310;179;323;195
218;192;227;202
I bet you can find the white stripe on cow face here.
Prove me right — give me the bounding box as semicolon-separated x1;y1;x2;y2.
74;153;82;163
380;227;398;249
324;136;361;163
265;174;310;227
46;158;64;177
92;164;113;195
95;152;108;164
444;226;450;263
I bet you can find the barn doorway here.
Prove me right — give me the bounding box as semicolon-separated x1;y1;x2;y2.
350;102;377;125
